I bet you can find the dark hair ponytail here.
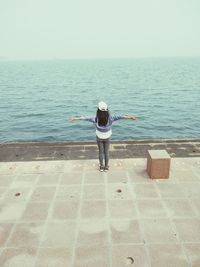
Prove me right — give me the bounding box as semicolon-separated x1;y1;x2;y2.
95;109;109;126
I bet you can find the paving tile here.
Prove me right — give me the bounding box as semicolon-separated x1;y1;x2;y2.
164;199;196;217
37;173;61;186
4;187;32;202
0;248;37;267
184;243;200;267
141;219;178;243
60;172;83;185
42;162;66;173
0;175;15;187
106;170;128;183
147;244;189;267
125;158;147;170
15;162;38;174
133;183;159;198
156;183;186;198
55;185;81;201
44;162;65;173
77;220;109;246
128;167;151;183
0;188;7;199
171;169;200;182
84;161;99;171
107;183;133;200
41;222;76;247
110;220;143;244
63;162;84;172
52;201;79;220
35;248;72;267
137;199;168;218
0;163;18;175
174;219;200;242
21;202;50;221
7;223;44;248
0;224;13;248
108;200;137;219
30;162;46;173
0;202;27;221
30;186;56;202
11;174;38;187
74;245;110;267
82;185;105;199
112;244;149;267
81;200;106;219
179;183;200;198
84;171;105;184
109;159;127;169
1;156;200;266
191;198;200;216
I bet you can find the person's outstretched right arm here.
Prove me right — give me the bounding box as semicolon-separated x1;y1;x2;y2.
68;116;95;123
68;116;83;122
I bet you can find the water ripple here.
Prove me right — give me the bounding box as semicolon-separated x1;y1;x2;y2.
1;58;200;142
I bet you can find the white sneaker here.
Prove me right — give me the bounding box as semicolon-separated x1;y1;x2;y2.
104;166;109;172
99;166;104;172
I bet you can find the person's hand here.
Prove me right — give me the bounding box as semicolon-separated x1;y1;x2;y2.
131;116;137;120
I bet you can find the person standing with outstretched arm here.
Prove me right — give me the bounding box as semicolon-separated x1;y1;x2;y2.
68;101;137;172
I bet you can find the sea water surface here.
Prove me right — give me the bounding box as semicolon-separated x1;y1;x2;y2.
0;57;200;142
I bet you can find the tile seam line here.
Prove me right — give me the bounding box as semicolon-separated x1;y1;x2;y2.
4;240;200;250
105;171;113;267
33;172;63;266
70;163;85;267
127;167;152;267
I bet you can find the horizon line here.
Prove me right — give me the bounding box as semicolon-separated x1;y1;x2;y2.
0;55;200;62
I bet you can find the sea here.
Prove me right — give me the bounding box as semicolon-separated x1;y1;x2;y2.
0;57;200;143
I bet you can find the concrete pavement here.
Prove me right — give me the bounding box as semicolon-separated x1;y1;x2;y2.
0;157;200;266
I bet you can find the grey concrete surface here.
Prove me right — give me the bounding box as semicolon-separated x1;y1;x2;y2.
1;139;200;162
0;157;200;266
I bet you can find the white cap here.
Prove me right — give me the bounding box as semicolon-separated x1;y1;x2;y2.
98;101;108;111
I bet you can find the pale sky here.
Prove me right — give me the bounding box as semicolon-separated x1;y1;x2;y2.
0;0;200;60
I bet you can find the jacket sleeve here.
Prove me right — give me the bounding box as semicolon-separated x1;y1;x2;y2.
110;115;123;122
80;117;96;123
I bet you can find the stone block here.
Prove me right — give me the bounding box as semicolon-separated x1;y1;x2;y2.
147;150;171;179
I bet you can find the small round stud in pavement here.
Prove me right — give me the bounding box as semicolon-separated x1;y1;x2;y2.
126;257;134;265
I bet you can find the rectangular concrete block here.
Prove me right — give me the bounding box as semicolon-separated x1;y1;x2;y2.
147;150;171;179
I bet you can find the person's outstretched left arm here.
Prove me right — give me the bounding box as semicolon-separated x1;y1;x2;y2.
121;115;137;120
110;114;138;123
